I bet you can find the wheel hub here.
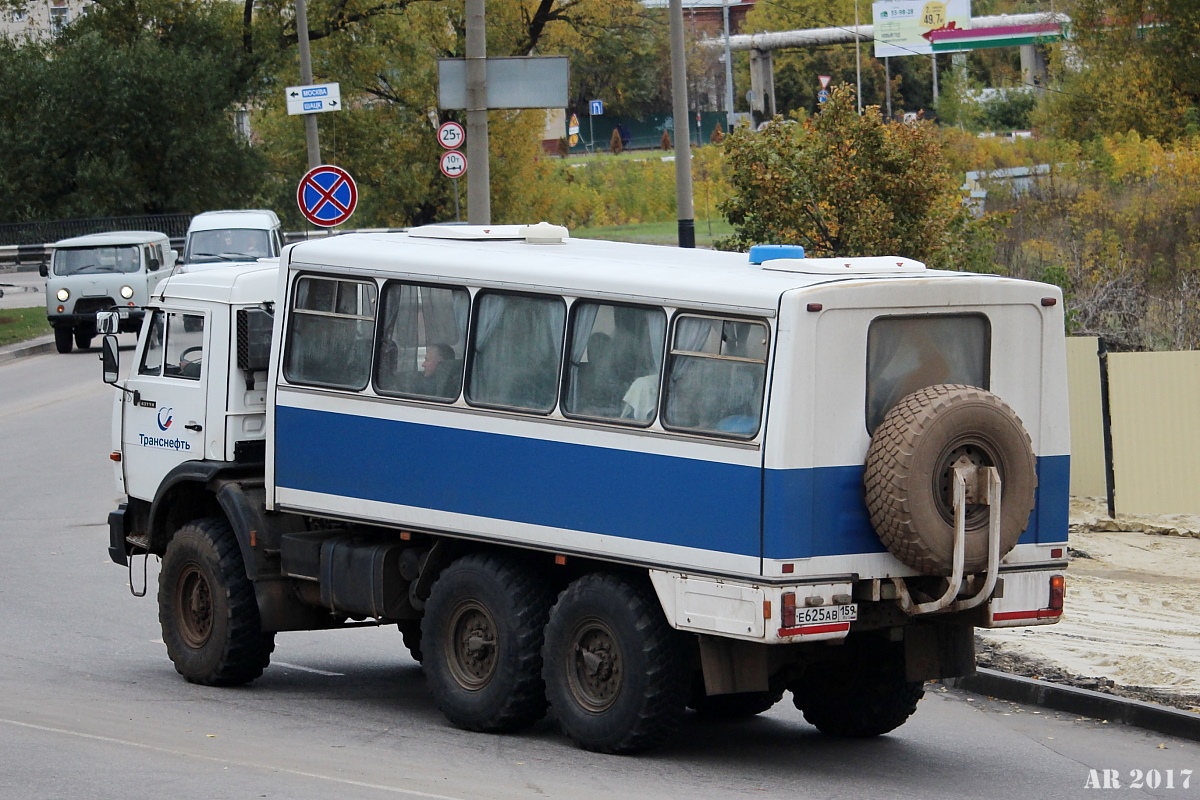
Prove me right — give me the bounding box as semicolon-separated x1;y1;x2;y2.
568;620;621;712
175;563;213;649
936;441;996;529
446;602;498;691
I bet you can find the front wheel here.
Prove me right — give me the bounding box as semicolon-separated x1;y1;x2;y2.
74;328;94;350
543;574;690;754
158;517;274;686
53;327;73;354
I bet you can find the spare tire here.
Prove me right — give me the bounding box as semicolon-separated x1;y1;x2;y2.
864;384;1037;576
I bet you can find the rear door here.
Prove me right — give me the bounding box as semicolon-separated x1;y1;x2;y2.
122;307;210;501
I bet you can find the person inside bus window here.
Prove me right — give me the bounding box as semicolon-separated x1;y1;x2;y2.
420;343;461;398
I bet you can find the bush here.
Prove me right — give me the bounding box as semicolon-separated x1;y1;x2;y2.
660;129;672;150
609;127;624;155
710;122;725;144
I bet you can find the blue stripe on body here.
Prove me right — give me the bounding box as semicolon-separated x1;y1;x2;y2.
275;405;763;557
275;406;1070;565
762;455;1071;560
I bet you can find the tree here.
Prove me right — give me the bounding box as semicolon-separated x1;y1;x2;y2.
717;86;967;266
1035;0;1200;141
0;13;266;222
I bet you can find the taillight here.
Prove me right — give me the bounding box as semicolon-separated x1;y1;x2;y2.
1049;574;1065;612
781;592;796;628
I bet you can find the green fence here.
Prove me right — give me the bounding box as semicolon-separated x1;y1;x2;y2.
570;112;728;153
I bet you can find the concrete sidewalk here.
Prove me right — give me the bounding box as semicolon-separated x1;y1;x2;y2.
0;334;55;365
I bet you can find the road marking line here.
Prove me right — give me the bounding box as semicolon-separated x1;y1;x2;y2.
273;660;345;676
0;717;468;799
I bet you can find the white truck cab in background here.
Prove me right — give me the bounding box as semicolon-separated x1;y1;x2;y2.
97;225;1070;755
179;209;282;272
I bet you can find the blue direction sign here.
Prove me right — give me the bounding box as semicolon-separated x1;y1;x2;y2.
817;89;830;104
589;99;604;116
297;165;358;227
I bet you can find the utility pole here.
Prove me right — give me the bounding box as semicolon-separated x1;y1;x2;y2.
723;0;735;131
854;0;862;114
295;0;321;169
668;0;695;248
465;0;491;224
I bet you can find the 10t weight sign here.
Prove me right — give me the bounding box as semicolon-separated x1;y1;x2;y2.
439;150;467;179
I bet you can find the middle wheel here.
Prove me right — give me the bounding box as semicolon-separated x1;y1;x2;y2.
421;553;554;732
543;573;690;754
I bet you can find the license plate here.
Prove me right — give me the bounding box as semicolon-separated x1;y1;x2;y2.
796;604;857;625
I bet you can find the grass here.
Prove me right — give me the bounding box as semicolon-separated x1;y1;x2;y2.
0;306;48;348
573;218;735;248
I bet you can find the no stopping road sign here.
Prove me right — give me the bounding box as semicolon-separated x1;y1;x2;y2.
297;165;358;227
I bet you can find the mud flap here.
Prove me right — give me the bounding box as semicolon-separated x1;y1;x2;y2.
905;621;976;682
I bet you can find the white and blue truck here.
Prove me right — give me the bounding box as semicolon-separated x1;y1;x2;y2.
99;223;1069;753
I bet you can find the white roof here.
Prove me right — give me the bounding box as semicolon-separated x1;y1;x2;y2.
187;209;281;232
156;261;279;305
53;230;169;248
284;228;987;313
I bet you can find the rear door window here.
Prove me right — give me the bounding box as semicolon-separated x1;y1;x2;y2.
866;313;990;433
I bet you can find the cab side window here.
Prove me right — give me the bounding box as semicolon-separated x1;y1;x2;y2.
562;301;666;424
466;292;565;412
138;311;204;380
375;282;470;402
284;276;378;390
662;316;768;438
138;311;165;375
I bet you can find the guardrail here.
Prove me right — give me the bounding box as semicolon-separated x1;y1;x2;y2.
0;228;408;272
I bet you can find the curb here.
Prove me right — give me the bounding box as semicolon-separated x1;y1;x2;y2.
0;336;55;365
952;668;1200;742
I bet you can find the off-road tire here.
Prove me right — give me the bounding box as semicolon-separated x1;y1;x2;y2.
543;573;690;754
792;644;923;737
54;327;73;354
864;384;1037;575
74;329;93;350
158;517;274;686
422;553;554;732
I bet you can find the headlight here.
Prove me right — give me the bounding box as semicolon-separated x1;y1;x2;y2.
56;288;69;302
120;285;135;299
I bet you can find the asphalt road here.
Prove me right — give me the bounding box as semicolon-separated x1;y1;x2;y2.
1;349;1198;799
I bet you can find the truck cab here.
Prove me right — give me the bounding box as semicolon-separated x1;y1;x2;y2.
179;209;282;272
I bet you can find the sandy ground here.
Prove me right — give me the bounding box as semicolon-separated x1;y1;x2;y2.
977;497;1200;712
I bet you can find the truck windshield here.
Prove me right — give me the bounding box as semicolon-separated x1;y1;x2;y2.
53;246;141;276
186;229;272;263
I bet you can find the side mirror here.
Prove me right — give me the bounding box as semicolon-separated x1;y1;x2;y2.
169;249;179;263
96;310;120;335
38;264;48;277
101;335;120;384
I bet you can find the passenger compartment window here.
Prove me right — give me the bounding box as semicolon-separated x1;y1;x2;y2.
466;292;565;412
866;313;990;433
284;276;377;390
375;282;470;402
662;316;768;438
563;302;666;424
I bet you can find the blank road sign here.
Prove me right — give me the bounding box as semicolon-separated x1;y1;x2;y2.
437;57;569;110
286;83;342;116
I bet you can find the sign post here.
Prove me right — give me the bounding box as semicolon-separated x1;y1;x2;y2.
296;165;358;228
439;151;467;221
588;99;603;153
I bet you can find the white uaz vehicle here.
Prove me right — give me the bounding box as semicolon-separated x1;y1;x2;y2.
179;209;282;272
99;225;1069;754
43;230;176;353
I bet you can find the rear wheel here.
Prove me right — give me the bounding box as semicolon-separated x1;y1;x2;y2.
791;641;923;737
54;327;73;354
422;553;554;732
398;619;423;664
158;517;274;686
543;574;690;753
